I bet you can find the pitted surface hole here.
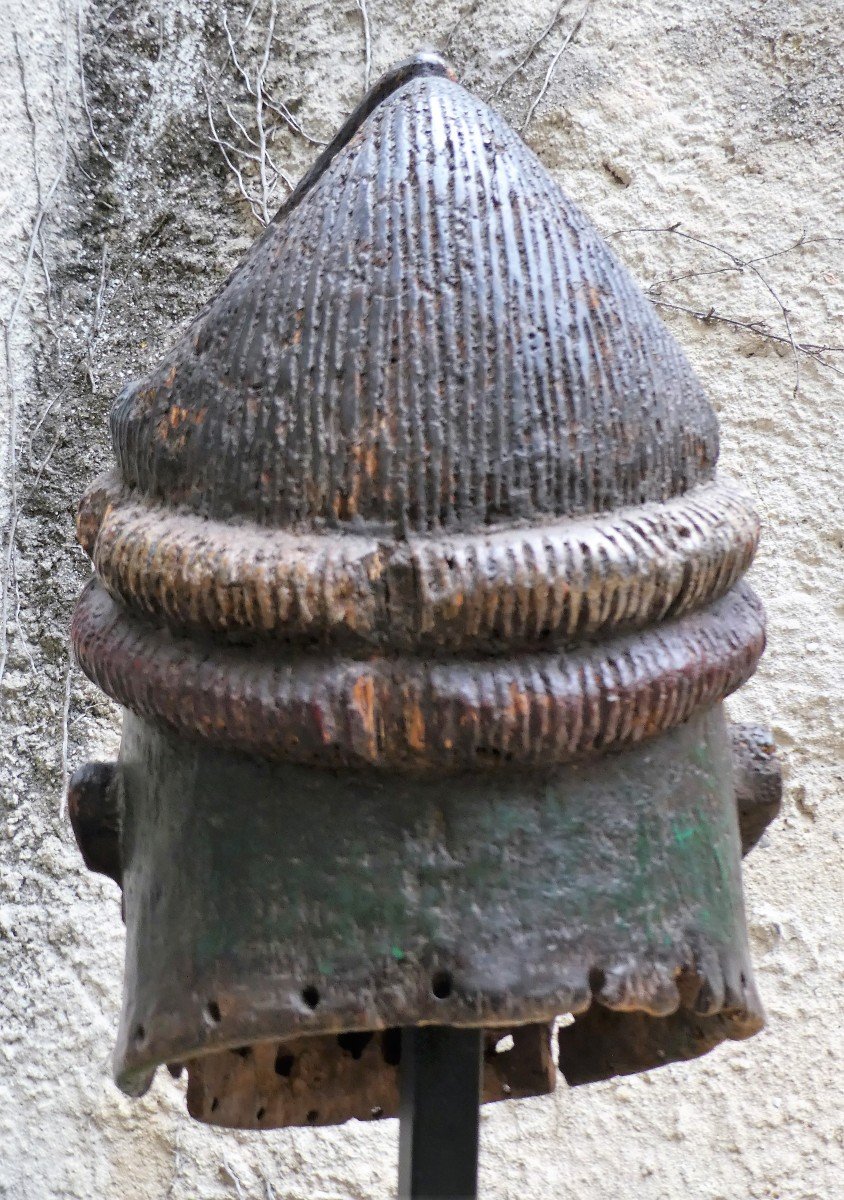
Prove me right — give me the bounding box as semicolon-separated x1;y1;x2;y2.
274;1051;294;1077
431;970;453;999
337;1031;374;1060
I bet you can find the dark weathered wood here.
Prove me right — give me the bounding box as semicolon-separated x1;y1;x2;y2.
105;64;718;531
110;707;764;1105
72;579;765;771
183;1025;554;1129
71;55;765;772
399;1027;483;1200
67;53;776;1149
67;761;121;884
731;723;783;853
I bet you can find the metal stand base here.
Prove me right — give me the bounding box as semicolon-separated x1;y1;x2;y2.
398;1027;483;1200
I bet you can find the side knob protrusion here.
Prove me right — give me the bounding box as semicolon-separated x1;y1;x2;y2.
67;761;121;884
730;724;782;854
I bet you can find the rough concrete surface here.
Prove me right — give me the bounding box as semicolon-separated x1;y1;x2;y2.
0;0;841;1196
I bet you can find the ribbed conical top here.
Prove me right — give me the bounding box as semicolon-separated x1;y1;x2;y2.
110;56;717;534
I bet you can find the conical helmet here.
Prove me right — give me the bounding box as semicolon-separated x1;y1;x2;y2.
69;54;779;1128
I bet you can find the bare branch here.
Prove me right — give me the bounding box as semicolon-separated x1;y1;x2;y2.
649;299;844;376
263;96;327;146
225;100;261;150
221;9;254;93
608;224;843;392
442;0;485;53
84;243;109;391
746;261;800;396
207;4;299;227
206;88;264;224
77;2;111;162
221;1158;247;1200
357;0;373;94
521;0;593;131
0;20;71;687
492;0;570;97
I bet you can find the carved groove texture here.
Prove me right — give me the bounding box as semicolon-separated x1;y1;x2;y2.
72;580;764;769
86;477;758;650
109;73;718;534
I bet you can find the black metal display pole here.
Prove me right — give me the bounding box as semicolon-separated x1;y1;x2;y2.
398;1027;483;1200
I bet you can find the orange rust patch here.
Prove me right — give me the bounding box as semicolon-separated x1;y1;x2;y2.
508;680;532;722
403;697;427;754
348;673;379;760
167;405;206;430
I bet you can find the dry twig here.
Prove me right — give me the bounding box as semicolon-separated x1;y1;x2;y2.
492;0;571;97
442;0;485;53
357;0;373;94
0;19;71;688
77;2;111;162
648;300;844;377
264;95;327;146
521;0;593;131
610;226;844;390
221;1158;247;1200
206;4;310;226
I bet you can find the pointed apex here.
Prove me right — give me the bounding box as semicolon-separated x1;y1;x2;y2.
109;60;719;533
271;51;457;230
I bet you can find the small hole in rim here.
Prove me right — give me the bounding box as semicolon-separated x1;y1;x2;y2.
337;1031;373;1060
256;1106;266;1120
134;1024;146;1044
206;1000;222;1024
301;985;320;1010
306;1109;319;1124
274;1051;294;1077
431;970;453;999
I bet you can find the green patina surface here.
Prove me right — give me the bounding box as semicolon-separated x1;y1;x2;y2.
122;705;744;978
114;704;749;1084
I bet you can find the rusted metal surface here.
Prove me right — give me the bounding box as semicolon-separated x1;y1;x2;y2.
183;1025;554;1130
67;53;778;1130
